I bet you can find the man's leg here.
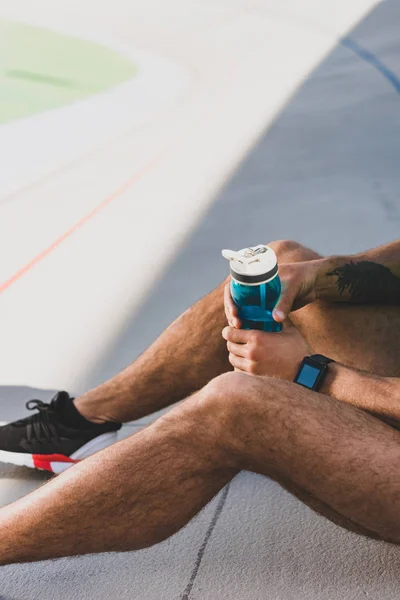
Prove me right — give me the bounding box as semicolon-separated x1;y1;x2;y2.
75;280;232;423
1;372;400;566
76;240;400;426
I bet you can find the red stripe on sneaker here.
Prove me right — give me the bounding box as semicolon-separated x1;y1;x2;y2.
32;454;79;472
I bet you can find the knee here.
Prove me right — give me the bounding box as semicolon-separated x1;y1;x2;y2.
154;372;255;461
201;372;261;416
164;372;257;466
162;373;287;467
268;239;322;263
198;372;280;465
197;372;255;428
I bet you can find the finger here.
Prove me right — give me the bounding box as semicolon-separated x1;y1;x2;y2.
223;284;231;322
224;285;241;328
227;341;248;358
273;281;298;322
231;315;242;328
229;353;251;372
224;284;238;316
222;326;252;344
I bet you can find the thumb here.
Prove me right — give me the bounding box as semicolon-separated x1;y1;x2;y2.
273;283;297;322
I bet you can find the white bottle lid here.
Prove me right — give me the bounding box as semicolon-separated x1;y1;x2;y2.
222;245;278;285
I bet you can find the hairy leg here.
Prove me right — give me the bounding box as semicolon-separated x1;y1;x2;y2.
75;279;232;423
225;373;400;542
251;240;400;534
1;372;400;566
0;383;236;565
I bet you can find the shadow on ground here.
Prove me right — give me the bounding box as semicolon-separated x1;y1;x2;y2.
83;0;400;390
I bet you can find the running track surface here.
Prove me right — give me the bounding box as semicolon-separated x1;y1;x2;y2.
1;1;400;599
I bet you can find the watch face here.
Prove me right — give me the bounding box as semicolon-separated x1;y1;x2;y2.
295;363;321;388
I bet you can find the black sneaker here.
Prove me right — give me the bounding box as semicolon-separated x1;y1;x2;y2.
0;392;122;474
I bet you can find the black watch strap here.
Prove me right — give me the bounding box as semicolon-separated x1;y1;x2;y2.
309;354;335;366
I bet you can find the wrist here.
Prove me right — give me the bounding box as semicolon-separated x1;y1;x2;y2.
318;361;346;396
318;363;400;422
319;362;370;406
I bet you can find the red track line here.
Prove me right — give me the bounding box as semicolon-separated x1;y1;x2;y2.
0;154;162;295
0;54;238;297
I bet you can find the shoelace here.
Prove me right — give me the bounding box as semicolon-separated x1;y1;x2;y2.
14;399;61;444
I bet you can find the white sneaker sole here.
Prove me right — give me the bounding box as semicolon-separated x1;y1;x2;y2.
0;431;119;474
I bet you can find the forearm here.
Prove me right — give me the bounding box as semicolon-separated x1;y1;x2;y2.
312;240;400;304
320;362;400;422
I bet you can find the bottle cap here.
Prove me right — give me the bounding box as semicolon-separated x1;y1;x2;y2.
222;245;278;284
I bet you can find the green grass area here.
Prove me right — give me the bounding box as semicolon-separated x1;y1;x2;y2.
0;19;137;124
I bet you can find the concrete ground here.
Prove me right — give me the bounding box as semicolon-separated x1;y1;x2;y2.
1;0;400;598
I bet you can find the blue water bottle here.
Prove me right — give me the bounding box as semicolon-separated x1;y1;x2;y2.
222;245;282;332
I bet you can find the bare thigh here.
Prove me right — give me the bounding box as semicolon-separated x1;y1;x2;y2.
268;240;400;377
227;373;400;543
266;242;400;537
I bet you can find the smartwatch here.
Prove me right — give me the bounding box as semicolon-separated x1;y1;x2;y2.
293;354;335;391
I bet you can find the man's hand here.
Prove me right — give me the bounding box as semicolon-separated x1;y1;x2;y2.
272;261;319;321
222;321;312;380
224;260;320;328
